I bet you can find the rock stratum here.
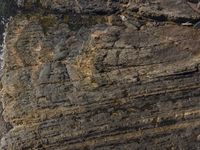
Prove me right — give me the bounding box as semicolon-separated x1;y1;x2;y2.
1;0;200;149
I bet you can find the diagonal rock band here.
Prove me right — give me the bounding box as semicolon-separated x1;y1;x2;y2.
187;1;200;13
187;0;200;27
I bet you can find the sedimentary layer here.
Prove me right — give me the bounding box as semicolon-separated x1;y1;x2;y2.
1;0;200;149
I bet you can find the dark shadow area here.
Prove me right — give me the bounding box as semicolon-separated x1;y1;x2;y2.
0;0;18;48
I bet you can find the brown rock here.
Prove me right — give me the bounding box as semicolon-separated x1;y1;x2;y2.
1;0;200;149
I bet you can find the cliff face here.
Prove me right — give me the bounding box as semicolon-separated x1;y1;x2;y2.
1;0;200;149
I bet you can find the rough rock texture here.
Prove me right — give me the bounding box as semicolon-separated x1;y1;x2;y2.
0;0;18;143
16;0;129;13
1;0;200;149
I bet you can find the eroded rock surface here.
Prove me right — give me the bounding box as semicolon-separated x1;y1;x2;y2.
1;0;200;149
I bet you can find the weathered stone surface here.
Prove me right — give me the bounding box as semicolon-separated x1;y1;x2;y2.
16;0;129;13
0;0;18;142
1;0;200;149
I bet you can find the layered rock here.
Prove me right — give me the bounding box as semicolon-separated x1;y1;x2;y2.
1;0;200;149
16;0;129;13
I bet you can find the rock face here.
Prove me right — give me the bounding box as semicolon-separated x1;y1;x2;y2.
0;0;17;144
16;0;129;13
1;0;200;149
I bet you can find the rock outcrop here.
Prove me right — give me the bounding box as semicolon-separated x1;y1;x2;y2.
1;0;200;149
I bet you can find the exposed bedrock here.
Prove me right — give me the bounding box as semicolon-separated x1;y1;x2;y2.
1;0;200;149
